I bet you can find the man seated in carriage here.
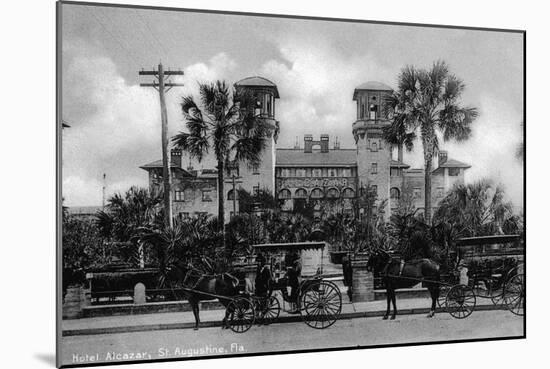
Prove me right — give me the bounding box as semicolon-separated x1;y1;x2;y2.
285;251;302;314
254;253;272;299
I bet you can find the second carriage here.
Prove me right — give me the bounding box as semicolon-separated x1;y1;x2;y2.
437;234;524;319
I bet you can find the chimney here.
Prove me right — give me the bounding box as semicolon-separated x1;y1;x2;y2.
320;134;329;153
171;148;182;168
294;136;300;149
438;150;448;167
304;134;313;153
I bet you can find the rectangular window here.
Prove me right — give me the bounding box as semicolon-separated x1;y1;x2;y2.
448;168;460;176
369;105;378;120
202;190;212;202
371;163;378;174
329;168;337;177
281;168;290;177
368;185;378;197
437;187;445;198
229;166;239;177
296;169;306;177
390;168;401;176
174;190;184;202
312;169;322;177
413;187;422;199
371;142;378;152
252;165;260;175
266;95;271;116
342;168;351;177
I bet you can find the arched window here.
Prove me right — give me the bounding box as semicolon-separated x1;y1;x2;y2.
371;142;378;152
342;188;356;199
278;189;291;200
326;188;340;199
295;188;307;199
227;189;237;200
390;187;400;200
310;188;324;199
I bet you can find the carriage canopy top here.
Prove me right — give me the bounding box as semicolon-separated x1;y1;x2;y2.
455;235;522;247
252;241;326;251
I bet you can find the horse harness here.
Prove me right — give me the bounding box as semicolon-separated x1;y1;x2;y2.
182;267;240;290
382;256;407;277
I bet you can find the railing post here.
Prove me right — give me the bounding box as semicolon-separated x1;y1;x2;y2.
351;255;375;302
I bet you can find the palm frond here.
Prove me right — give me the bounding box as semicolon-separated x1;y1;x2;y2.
442;74;465;102
181;96;198;115
438;105;478;142
231;136;266;166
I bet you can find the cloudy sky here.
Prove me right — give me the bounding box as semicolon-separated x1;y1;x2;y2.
61;3;524;209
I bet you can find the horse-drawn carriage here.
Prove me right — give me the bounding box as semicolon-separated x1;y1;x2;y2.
367;233;524;320
251;241;343;330
438;234;524;318
168;241;342;333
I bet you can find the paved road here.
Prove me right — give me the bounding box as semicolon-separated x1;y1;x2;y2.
62;310;523;366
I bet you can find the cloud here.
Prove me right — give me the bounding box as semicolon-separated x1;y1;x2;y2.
62;40;237;206
259;37;395;148
444;95;524;208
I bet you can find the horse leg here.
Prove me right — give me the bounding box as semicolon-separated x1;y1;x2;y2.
383;287;391;320
427;285;438;318
390;288;397;320
222;305;230;329
190;299;200;330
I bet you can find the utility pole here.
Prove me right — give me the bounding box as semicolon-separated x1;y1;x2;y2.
139;64;184;228
102;173;106;210
232;175;237;217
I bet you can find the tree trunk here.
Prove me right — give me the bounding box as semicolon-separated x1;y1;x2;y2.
424;155;433;224
217;159;226;249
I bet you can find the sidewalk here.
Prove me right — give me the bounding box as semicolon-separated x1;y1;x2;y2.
62;297;506;337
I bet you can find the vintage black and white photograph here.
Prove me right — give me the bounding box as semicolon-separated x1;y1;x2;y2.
58;1;525;367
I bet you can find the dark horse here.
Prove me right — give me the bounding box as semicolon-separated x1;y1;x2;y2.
165;262;243;330
366;250;441;320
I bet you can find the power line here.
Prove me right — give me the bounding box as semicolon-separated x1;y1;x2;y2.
90;8;144;67
134;10;169;58
132;9;164;59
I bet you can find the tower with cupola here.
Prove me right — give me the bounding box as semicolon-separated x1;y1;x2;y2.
352;81;393;218
230;77;279;215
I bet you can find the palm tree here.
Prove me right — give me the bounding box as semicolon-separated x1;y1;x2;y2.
383;61;478;223
95;186;163;266
172;81;270;249
433;180;517;240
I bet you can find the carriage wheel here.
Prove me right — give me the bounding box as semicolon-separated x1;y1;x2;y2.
445;284;476;319
301;280;342;329
491;288;506;306
503;274;524;316
260;296;281;325
226;297;255;333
